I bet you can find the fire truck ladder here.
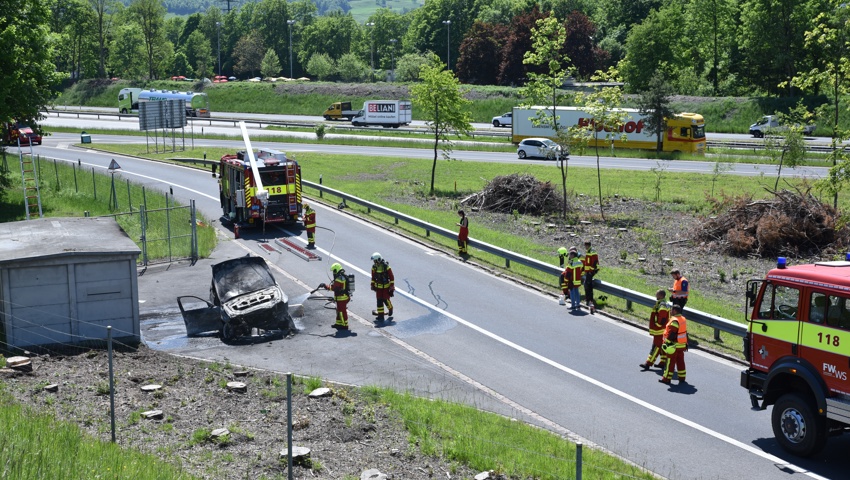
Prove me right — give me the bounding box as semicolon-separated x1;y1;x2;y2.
286;162;298;212
18;144;43;219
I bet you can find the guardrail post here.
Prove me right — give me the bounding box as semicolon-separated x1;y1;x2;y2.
394;217;399;225
714;328;721;341
576;442;582;480
319;175;323;198
426;229;430;237
626;299;633;311
505;258;510;268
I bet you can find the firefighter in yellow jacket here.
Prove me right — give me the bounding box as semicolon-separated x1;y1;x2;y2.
370;252;395;322
640;289;670;371
303;203;316;249
659;304;688;385
319;263;350;331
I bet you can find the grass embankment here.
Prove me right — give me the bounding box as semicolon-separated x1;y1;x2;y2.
0;392;197;480
56;78;850;133
0;153;216;261
84;142;835;358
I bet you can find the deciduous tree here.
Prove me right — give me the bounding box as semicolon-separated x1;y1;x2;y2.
636;71;675;152
410;55;473;195
128;0;167;79
233;33;265;78
456;21;507;85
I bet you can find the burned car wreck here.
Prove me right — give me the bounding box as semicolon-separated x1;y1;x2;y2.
178;256;296;341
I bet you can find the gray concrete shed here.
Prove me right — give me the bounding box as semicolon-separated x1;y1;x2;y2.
0;217;141;351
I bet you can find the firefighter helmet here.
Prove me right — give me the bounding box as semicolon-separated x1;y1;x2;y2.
303;203;309;210
663;343;677;355
557;247;567;256
330;263;343;274
371;252;382;262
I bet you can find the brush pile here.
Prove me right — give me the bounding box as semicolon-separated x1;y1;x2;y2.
460;174;561;215
694;188;848;257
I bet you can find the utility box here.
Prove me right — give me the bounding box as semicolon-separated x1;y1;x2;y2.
0;217;141;351
81;131;91;144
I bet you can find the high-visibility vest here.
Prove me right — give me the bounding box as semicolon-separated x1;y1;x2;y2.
649;301;670;335
672;276;688;299
332;272;349;301
569;259;583;286
583;248;599;273
371;261;394;289
304;208;316;229
665;315;688;348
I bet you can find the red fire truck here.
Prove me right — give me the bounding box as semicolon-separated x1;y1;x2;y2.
741;256;850;456
218;148;302;225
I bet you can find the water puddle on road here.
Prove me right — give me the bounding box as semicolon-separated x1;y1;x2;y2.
388;311;457;338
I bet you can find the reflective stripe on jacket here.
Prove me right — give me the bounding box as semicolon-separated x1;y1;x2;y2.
649;301;670;336
332;272;349;301
583;249;599;273
304;209;316;229
371;261;394;289
569;259;583;286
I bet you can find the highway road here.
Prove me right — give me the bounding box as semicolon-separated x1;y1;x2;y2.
13;131;849;480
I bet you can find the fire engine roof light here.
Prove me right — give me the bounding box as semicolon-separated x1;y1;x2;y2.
845;252;850;261
777;257;787;269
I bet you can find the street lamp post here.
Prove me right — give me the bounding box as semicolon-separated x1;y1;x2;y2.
442;20;451;70
287;19;296;79
216;22;221;77
389;38;397;82
366;22;375;81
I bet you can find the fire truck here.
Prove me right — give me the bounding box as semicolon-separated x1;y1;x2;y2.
3;122;42;146
741;256;850;456
218;148;302;225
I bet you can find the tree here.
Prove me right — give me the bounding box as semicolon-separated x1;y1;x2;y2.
252;0;293;77
619;5;686;92
172;52;191;77
498;7;545;85
404;0;479;71
184;30;213;79
767;103;811;190
298;11;360;66
260;48;281;78
51;0;98;81
409;55;473;195
109;23;146;79
305;53;335;80
563;10;606;79
455;21;507;85
336;53;369;82
233;33;265;78
0;0;64;128
573;67;629;221
395;53;431;82
128;0;166;79
636;71;675;152
89;0;120;78
793;0;850;208
684;0;737;95
519;15;573;219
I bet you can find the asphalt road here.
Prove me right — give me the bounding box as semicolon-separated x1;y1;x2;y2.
15;133;849;479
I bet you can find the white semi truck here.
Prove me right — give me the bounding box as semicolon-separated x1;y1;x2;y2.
351;100;412;128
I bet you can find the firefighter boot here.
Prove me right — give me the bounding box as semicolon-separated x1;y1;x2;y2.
558;295;566;306
375;315;385;323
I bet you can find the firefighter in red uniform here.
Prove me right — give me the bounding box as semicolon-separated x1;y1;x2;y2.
582;240;599;310
303;203;316;249
567;247;583;310
640;289;670;370
456;210;469;256
320;263;350;331
370;252;395;322
659;304;688;385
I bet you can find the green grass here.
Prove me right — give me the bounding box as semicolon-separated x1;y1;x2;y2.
364;386;655;479
0;392;196;480
0;153;216;262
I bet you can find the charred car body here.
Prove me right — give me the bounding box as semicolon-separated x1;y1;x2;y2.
178;256;295;341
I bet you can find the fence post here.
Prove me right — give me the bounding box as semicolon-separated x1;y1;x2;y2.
140;205;148;266
92;167;97;200
191;200;198;262
53;159;59;187
73;163;78;192
287;372;293;480
107;326;116;443
127;179;132;212
576;442;582;480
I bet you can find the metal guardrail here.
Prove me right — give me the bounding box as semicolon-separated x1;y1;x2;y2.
304;179;747;339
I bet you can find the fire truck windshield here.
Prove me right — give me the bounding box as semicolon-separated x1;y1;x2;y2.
259;170;287;186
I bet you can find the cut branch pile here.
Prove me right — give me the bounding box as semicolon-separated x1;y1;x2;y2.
694;188;849;257
460;174;561;215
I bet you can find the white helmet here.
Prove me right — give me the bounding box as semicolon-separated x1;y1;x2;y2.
371;252;382;261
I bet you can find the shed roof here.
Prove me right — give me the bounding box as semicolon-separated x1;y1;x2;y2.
0;217;140;265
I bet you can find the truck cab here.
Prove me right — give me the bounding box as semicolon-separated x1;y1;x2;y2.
741;256;850;456
323;101;358;121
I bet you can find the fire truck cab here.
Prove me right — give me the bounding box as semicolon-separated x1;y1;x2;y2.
741;256;850;456
218;148;302;225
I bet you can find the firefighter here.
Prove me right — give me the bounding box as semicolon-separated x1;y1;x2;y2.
319;263;350;331
640;289;670;370
558;259;570;306
582;240;599;309
567;247;583;310
659;304;688;385
303;203;316;248
456;210;469;256
370;252;395;322
668;269;689;310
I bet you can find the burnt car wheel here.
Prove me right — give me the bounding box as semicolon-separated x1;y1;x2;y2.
221;321;236;342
